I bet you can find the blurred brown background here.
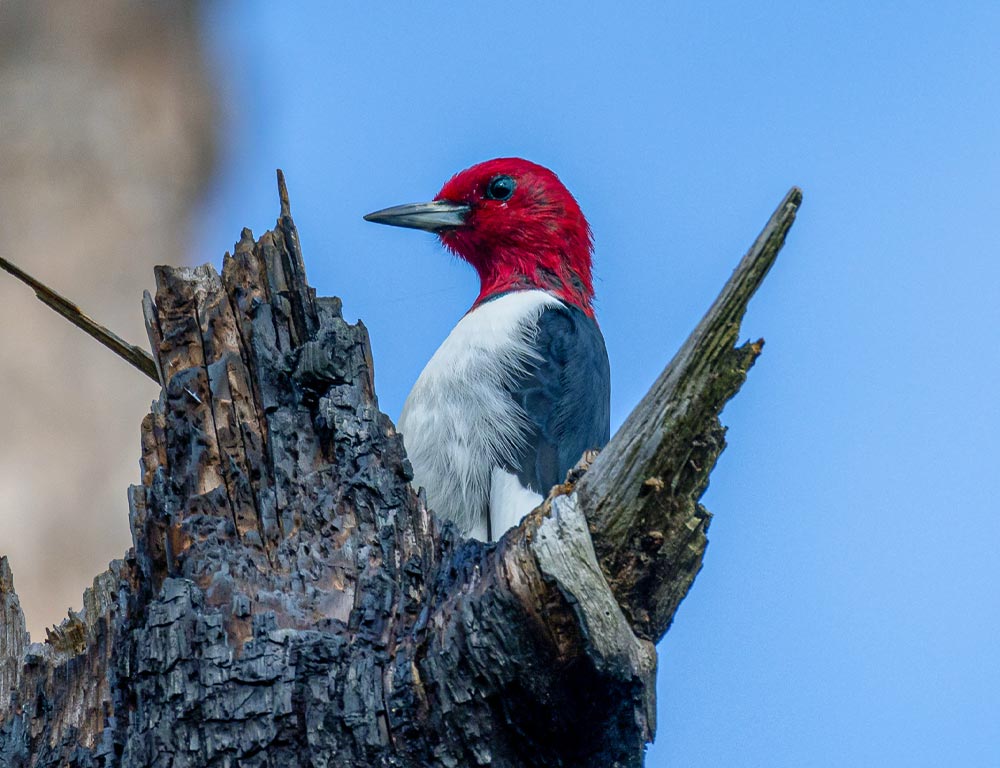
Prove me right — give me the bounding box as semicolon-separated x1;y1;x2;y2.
0;0;216;639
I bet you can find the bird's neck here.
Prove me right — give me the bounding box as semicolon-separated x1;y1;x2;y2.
471;247;595;318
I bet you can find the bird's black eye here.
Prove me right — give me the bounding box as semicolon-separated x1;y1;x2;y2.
485;174;516;201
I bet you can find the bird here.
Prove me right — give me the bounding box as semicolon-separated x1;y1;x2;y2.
364;158;610;542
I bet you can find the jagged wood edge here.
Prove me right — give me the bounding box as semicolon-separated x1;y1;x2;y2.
576;187;803;640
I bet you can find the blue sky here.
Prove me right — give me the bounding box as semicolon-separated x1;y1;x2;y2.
197;3;1000;765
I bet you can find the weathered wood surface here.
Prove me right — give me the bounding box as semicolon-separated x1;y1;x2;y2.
578;188;803;639
0;179;800;767
0;559;27;717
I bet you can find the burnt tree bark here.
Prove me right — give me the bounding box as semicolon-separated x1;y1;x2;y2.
0;176;801;768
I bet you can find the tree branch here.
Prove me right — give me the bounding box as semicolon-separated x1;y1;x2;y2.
577;187;803;640
0;256;160;383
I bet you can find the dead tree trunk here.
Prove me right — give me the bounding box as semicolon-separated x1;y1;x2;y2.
0;176;801;767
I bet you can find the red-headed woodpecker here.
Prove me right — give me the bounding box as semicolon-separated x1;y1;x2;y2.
365;158;610;541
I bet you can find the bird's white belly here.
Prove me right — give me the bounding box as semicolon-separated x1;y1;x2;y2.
398;290;559;539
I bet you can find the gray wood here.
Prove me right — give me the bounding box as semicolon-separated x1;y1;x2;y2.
577;187;803;640
0;177;800;766
0;558;27;717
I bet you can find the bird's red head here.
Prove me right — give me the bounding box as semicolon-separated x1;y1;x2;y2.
365;158;595;317
434;158;594;314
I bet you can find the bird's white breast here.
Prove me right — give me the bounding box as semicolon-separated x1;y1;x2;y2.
398;290;560;540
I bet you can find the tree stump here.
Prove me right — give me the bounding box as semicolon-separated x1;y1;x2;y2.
0;174;801;767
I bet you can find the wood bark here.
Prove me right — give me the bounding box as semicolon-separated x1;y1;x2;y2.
0;177;801;767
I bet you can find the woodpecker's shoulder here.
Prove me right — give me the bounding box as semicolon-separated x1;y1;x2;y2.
498;293;611;496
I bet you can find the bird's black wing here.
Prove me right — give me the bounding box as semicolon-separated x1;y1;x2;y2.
503;302;611;496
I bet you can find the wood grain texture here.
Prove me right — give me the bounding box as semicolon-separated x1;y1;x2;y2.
0;558;27;716
577;188;803;640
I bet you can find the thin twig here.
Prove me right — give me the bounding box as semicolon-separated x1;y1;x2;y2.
0;255;160;384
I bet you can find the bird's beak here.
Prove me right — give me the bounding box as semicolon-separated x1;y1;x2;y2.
363;200;470;232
